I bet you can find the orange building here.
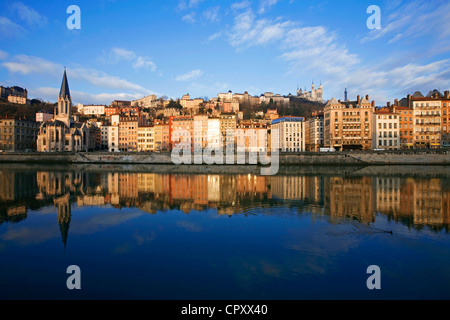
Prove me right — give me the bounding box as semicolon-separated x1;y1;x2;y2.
411;94;442;149
105;107;120;117
265;109;279;121
120;106;139;114
441;91;450;147
119;115;139;152
171;116;194;151
394;105;414;149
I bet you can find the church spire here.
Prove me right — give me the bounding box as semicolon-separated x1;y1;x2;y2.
59;68;71;101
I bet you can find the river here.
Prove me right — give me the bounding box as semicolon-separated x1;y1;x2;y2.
0;164;449;299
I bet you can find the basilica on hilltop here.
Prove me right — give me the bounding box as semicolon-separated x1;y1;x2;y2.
296;82;325;103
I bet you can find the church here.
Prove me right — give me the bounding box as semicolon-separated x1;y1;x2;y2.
37;69;90;152
296;82;325;103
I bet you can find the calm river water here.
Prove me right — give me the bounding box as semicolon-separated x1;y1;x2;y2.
0;164;449;300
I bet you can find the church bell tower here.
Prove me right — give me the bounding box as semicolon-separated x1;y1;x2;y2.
55;68;73;127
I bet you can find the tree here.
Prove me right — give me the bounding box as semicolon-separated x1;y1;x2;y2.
167;99;182;110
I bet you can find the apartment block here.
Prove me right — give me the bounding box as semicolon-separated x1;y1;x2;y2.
412;94;442;149
441;91;450;147
101;125;119;152
138;126;155;152
394;105;414;149
77;104;106;116
219;113;237;151
0;118;39;151
118;115;139;152
306;113;324;152
236;120;268;153
372;107;400;150
271;116;306;152
324;95;375;151
171;116;194;151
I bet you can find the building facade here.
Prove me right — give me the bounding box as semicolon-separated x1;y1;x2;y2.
118;115;139;152
77;104;106;116
132;95;157;109
36;111;54;123
0;118;39;151
324;95;375;151
236;120;268;153
441;91;450;147
219;113;237;151
271;116;306;152
306;114;324;152
171;116;194;151
372;107;400;150
7;95;27;105
138;126;155;152
412;95;442;149
101;125;119;152
394;106;414;149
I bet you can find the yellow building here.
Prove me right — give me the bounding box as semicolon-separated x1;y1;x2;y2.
219;113;237;151
138;126;155;152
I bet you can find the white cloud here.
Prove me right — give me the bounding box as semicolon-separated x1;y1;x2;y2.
281;26;360;77
361;1;450;44
110;47;157;71
178;0;205;11
0;49;8;60
182;13;196;24
71;67;150;92
10;2;47;27
2;54;60;75
231;1;251;11
1;54;155;101
0;16;26;38
31;87;153;105
229;9;294;47
175;69;204;81
111;47;135;60
206;31;222;42
203;6;220;22
258;0;280;14
133;57;157;71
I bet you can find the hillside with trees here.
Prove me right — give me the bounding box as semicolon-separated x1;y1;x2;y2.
241;97;326;120
0;98;55;119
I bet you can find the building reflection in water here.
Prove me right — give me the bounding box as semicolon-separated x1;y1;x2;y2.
1;167;450;247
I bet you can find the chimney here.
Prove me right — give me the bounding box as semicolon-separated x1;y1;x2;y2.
366;95;369;101
357;95;360;104
371;101;375;107
338;99;341;103
445;91;449;99
394;99;398;106
387;102;391;108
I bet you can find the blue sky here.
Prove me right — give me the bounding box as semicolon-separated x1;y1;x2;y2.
0;0;449;106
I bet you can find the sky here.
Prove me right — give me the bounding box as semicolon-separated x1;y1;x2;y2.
0;0;449;106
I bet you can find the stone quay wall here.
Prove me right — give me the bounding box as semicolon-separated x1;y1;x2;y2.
0;150;449;166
